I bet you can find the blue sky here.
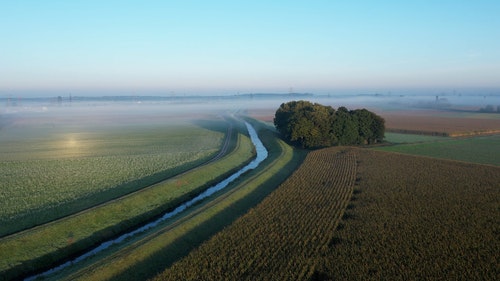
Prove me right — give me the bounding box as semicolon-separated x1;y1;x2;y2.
1;0;499;96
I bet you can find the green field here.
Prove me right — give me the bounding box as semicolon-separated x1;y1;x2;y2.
383;132;449;143
0;121;226;236
375;134;500;166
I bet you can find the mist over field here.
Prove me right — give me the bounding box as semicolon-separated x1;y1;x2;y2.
2;92;500;116
1;92;499;163
1;93;499;158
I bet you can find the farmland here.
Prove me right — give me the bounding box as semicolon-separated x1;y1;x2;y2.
153;147;499;280
0;119;226;237
375;134;500;166
382;109;500;136
375;108;500;166
1;97;499;280
154;147;357;280
383;132;449;144
318;149;500;280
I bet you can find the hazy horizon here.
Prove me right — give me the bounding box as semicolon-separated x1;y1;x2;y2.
1;1;500;97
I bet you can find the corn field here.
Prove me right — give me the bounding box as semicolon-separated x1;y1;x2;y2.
155;147;357;280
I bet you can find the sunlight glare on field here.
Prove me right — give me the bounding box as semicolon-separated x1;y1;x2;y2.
60;133;88;156
66;135;78;148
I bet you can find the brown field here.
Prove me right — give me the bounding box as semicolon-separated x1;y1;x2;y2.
382;110;500;136
153;147;500;280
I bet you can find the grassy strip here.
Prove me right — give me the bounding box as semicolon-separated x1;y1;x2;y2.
0;130;254;280
54;122;304;281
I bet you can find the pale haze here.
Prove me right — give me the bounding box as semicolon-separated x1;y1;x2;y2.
1;0;500;97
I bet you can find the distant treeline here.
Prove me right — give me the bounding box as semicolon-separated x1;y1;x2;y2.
479;104;500;113
274;100;385;148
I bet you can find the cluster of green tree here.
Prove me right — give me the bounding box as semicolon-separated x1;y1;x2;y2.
479;104;500;113
274;100;385;148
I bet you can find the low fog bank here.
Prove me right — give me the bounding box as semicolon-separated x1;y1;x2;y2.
2;93;500;121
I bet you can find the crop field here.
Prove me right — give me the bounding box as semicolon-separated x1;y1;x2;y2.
152;147;499;280
154;147;357;280
318;149;500;280
375;134;500;166
0;119;226;237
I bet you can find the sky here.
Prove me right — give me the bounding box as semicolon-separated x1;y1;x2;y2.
1;0;500;97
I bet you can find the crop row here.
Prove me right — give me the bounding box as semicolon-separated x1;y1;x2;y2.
0;125;224;236
155;147;357;280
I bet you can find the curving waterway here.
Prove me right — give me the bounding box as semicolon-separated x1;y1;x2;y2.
26;121;268;280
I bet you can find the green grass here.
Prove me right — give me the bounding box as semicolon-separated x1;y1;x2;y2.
375;134;500;166
0;122;224;236
383;132;449;144
0;128;255;280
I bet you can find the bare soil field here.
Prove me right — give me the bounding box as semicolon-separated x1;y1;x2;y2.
382;110;500;136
